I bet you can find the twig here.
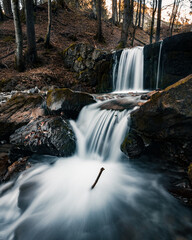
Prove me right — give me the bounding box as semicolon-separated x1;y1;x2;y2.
91;167;105;190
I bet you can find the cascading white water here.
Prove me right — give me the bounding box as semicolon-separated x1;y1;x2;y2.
113;47;144;92
156;40;163;89
0;99;192;240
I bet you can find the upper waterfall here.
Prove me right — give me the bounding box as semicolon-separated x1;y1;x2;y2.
113;46;144;92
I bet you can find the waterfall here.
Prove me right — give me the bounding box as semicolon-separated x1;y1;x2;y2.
156;40;163;89
113;47;144;92
0;98;192;240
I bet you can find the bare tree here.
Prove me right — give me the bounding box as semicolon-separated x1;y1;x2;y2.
92;0;97;19
170;0;181;36
119;0;131;48
142;0;145;29
150;0;157;44
112;0;118;24
118;0;121;22
95;0;104;42
132;0;139;46
0;4;4;21
138;0;142;27
44;0;52;48
25;0;37;63
11;0;24;71
2;0;12;16
155;0;162;42
75;0;79;8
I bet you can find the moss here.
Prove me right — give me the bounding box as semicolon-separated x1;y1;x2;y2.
63;44;76;56
77;56;83;62
47;88;72;107
165;74;192;92
188;163;192;184
116;42;124;50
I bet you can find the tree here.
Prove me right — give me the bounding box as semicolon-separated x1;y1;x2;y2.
155;0;162;42
150;0;157;44
169;0;181;36
138;0;142;27
11;0;24;71
92;0;97;19
132;0;139;46
118;0;121;22
142;0;145;29
25;0;37;63
2;0;12;16
112;0;118;24
95;0;104;42
119;0;131;48
0;4;4;21
44;0;52;48
75;0;79;8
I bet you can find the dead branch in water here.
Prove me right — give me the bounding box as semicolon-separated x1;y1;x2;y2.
91;167;105;190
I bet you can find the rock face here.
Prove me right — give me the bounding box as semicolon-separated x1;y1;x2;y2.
63;43;113;92
46;88;96;119
122;74;192;165
0;93;45;141
144;32;192;90
10;116;76;157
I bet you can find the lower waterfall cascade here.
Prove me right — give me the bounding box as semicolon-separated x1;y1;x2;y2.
113;47;144;92
0;97;192;240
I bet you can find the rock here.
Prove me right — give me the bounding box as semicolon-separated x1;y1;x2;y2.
125;74;192;165
63;43;113;93
46;88;96;119
10;116;76;157
99;98;138;111
188;163;192;185
121;131;145;158
144;32;192;90
0;93;45;141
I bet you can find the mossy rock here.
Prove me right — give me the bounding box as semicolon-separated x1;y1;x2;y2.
46;88;96;119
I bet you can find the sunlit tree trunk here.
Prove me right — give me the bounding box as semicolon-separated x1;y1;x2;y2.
25;0;37;63
155;0;162;42
138;0;142;27
11;0;24;71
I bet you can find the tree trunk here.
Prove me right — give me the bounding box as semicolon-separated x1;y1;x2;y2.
11;0;24;71
112;0;118;24
118;0;121;22
25;0;37;63
0;4;4;21
155;0;162;42
150;0;157;44
132;0;139;46
92;0;97;19
169;0;176;31
2;0;12;16
138;0;142;27
95;0;104;42
119;0;130;48
44;0;52;48
128;0;133;26
75;0;79;8
142;0;145;29
170;0;180;36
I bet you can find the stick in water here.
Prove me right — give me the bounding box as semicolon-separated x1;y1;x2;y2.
91;167;105;190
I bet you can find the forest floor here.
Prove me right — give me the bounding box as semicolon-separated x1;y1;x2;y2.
0;3;191;92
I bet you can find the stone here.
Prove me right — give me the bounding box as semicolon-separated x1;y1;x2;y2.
0;93;45;141
10;116;76;157
99;98;138;111
46;88;96;119
124;74;192;165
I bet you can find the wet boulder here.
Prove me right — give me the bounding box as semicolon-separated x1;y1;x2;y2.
99;98;138;111
46;88;96;119
10;116;76;157
0;93;45;141
122;74;192;165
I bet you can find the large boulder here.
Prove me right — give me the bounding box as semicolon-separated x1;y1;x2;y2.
122;74;192;165
144;32;192;90
46;88;96;119
0;93;45;141
10;116;76;158
63;43;113;92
